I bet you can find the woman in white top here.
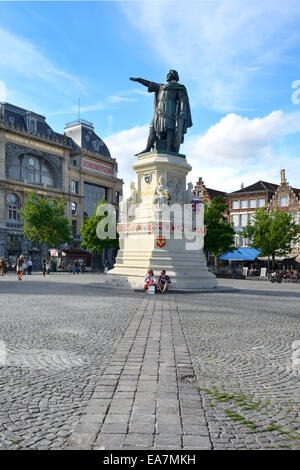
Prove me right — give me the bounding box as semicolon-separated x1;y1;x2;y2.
144;269;156;293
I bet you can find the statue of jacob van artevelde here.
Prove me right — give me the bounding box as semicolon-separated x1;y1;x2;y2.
130;70;192;154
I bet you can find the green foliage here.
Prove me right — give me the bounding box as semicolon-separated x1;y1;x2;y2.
243;207;300;263
80;197;118;254
20;191;72;250
204;196;235;257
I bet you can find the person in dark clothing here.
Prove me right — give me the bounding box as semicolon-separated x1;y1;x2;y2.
42;257;47;277
27;258;33;275
156;270;171;294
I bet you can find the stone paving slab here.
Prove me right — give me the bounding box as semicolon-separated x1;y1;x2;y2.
67;295;212;450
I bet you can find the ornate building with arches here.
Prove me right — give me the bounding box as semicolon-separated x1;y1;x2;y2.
0;102;123;267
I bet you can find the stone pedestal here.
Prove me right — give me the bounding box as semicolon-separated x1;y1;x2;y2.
107;151;217;290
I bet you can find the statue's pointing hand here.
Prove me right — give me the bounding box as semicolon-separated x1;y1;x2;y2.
130;77;140;82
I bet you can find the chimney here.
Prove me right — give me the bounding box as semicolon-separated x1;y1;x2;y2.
280;169;287;185
240;182;244;189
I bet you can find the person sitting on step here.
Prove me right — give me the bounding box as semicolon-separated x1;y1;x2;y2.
156;270;171;294
144;269;156;293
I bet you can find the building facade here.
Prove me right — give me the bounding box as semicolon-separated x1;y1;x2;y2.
193;176;226;203
194;170;300;255
0;102;123;268
226;180;278;247
269;169;300;253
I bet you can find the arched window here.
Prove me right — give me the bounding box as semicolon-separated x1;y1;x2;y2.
27;155;54;186
8;155;22;180
7;154;55;187
6;194;20;222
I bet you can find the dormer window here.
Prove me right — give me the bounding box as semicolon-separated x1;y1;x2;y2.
26;114;37;133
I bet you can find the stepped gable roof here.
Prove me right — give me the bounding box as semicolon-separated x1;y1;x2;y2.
229;180;278;195
0;102;65;144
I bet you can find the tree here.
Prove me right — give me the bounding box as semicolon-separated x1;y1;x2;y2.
80;197;118;259
204;196;235;260
243;207;300;271
20;191;72;255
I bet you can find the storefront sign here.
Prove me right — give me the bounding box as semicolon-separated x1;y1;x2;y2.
50;249;59;257
82;158;112;176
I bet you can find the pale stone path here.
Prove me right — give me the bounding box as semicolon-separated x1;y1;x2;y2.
67;295;211;450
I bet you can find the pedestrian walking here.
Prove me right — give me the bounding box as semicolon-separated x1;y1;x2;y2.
80;262;85;274
72;260;79;274
46;258;50;275
16;255;25;281
104;261;109;274
27;257;33;275
42;257;47;277
0;258;6;276
22;259;28;275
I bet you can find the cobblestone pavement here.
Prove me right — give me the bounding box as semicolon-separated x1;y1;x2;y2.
0;273;140;450
67;294;211;450
178;279;300;450
0;275;299;450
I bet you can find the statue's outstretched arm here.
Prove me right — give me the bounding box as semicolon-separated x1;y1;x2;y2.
130;77;159;92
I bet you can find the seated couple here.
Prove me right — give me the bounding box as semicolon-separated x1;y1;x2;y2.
144;269;171;294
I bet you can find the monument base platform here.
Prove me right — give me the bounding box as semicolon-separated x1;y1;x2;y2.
106;248;217;290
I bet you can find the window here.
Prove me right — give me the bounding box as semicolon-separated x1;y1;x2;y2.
235;235;243;247
232;200;239;209
71;202;77;216
6;194;20;222
280;196;289;207
241;214;248;227
27;156;54;186
241;200;248;209
249;199;256;208
72;220;77;236
7;154;54;187
27;116;37;133
115;191;120;203
258;198;265;207
8;155;22;180
249;213;255;225
291;212;298;223
84;183;107;217
71;180;79;194
197;190;202;197
231;214;240;226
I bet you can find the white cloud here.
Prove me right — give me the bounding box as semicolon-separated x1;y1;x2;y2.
185;111;300;164
105;125;149;197
0;81;6;101
122;1;300;111
107;95;136;104
106;110;300;196
0;26;84;96
183;110;300;192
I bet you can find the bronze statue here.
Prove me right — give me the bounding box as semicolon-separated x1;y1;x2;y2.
130;70;192;154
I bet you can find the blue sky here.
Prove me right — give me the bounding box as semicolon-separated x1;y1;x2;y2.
1;1;300;195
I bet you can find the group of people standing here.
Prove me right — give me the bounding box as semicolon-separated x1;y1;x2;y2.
16;256;33;280
144;269;171;294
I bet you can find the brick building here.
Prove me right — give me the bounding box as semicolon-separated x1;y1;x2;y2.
227;180;278;247
195;170;300;255
0;102;123;268
269;169;300;253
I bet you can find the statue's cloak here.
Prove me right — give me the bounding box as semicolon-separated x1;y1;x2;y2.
147;81;192;137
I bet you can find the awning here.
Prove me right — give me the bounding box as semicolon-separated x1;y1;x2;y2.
219;248;261;261
258;254;296;262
